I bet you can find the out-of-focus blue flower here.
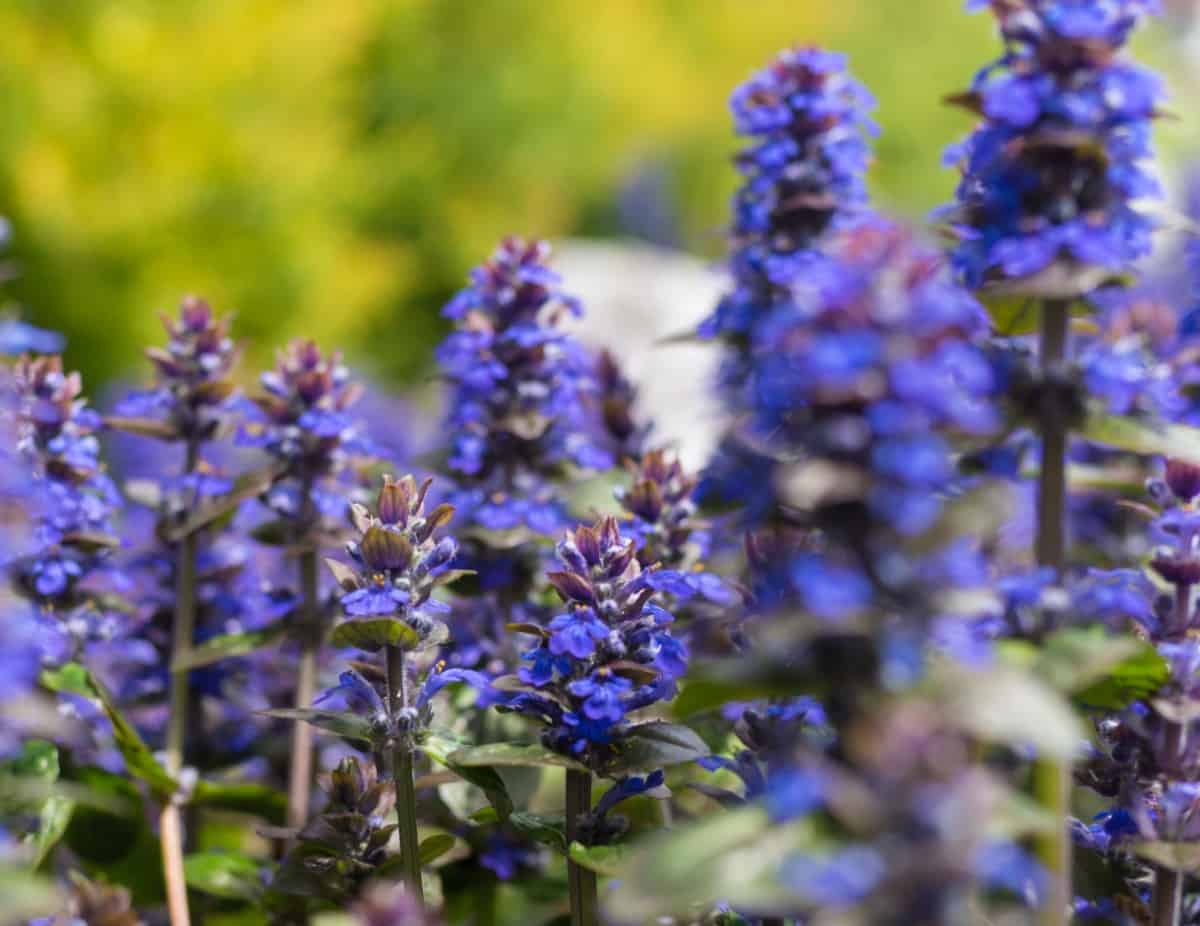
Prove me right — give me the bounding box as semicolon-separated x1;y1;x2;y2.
437;238;611;540
700;46;876;365
941;0;1163;290
973;841;1047;903
0;318;65;356
781;846;885;907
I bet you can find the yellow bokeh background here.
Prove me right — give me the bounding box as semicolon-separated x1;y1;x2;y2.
0;0;1193;387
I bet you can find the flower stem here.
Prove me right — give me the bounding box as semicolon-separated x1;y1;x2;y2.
566;769;597;926
1152;585;1189;926
1152;867;1182;926
285;546;320;832
1035;298;1071;926
160;438;199;926
387;644;424;903
1035;299;1070;571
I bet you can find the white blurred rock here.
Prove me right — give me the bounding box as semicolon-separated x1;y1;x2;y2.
554;238;726;471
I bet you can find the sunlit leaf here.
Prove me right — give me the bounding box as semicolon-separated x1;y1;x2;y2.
183;851;265;900
448;742;589;773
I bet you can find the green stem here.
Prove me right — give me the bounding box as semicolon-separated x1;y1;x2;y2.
1035;299;1070;572
566;769;597;926
160;439;199;926
1035;298;1071;926
387;645;424;903
285;546;320;832
1152;864;1183;926
473;877;498;926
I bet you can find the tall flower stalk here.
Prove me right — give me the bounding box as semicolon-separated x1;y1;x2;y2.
109;296;242;926
488;516;690;925
942;2;1166;919
239;340;371;831
316;474;479;904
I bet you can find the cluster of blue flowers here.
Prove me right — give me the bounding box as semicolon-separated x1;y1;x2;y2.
496;516;686;767
1071;461;1200;893
942;0;1164;290
742;219;997;613
114;296;241;445
700;46;876;390
240;338;372;524
5;2;1200;922
319;474;484;747
437;237;611;537
10;354;121;646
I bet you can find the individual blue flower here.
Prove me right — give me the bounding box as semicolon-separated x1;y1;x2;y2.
568;669;633;724
547;609;609;660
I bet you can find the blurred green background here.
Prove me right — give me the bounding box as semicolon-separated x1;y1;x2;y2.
0;0;1194;390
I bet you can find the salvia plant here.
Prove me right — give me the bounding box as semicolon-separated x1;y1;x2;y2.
7;2;1200;925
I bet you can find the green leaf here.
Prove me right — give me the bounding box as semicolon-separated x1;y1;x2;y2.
605;722;709;774
191;781;287;825
41;664;177;797
172;622;289;671
104;416;180;441
568;841;631;878
163;465;281;542
0;865;59;920
607;805;812;920
448;742;589;773
423;732;514;821
1045;630;1170;710
1132;842;1200;873
249;519;294;546
183;851;265;900
418;833;457;866
330;617;420;653
981;292;1038;335
508;812;567;853
1017;627;1161;697
5;741;74;867
1080;412;1200;465
258;709;375;746
939;665;1083;760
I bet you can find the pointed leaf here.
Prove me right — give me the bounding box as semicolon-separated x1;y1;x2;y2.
41;664;177;797
324;558;360;591
1133;842;1200;873
330;617;419;653
1080;413;1200;466
172;623;289;671
164;465;282;541
423;732;514;821
568;841;631;878
418;833;457;866
940;666;1083;760
258;709;374;747
6;741;74;867
448;742;588;773
605;722;709;775
509;812;567;853
183;851;265;900
103;416;180;441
